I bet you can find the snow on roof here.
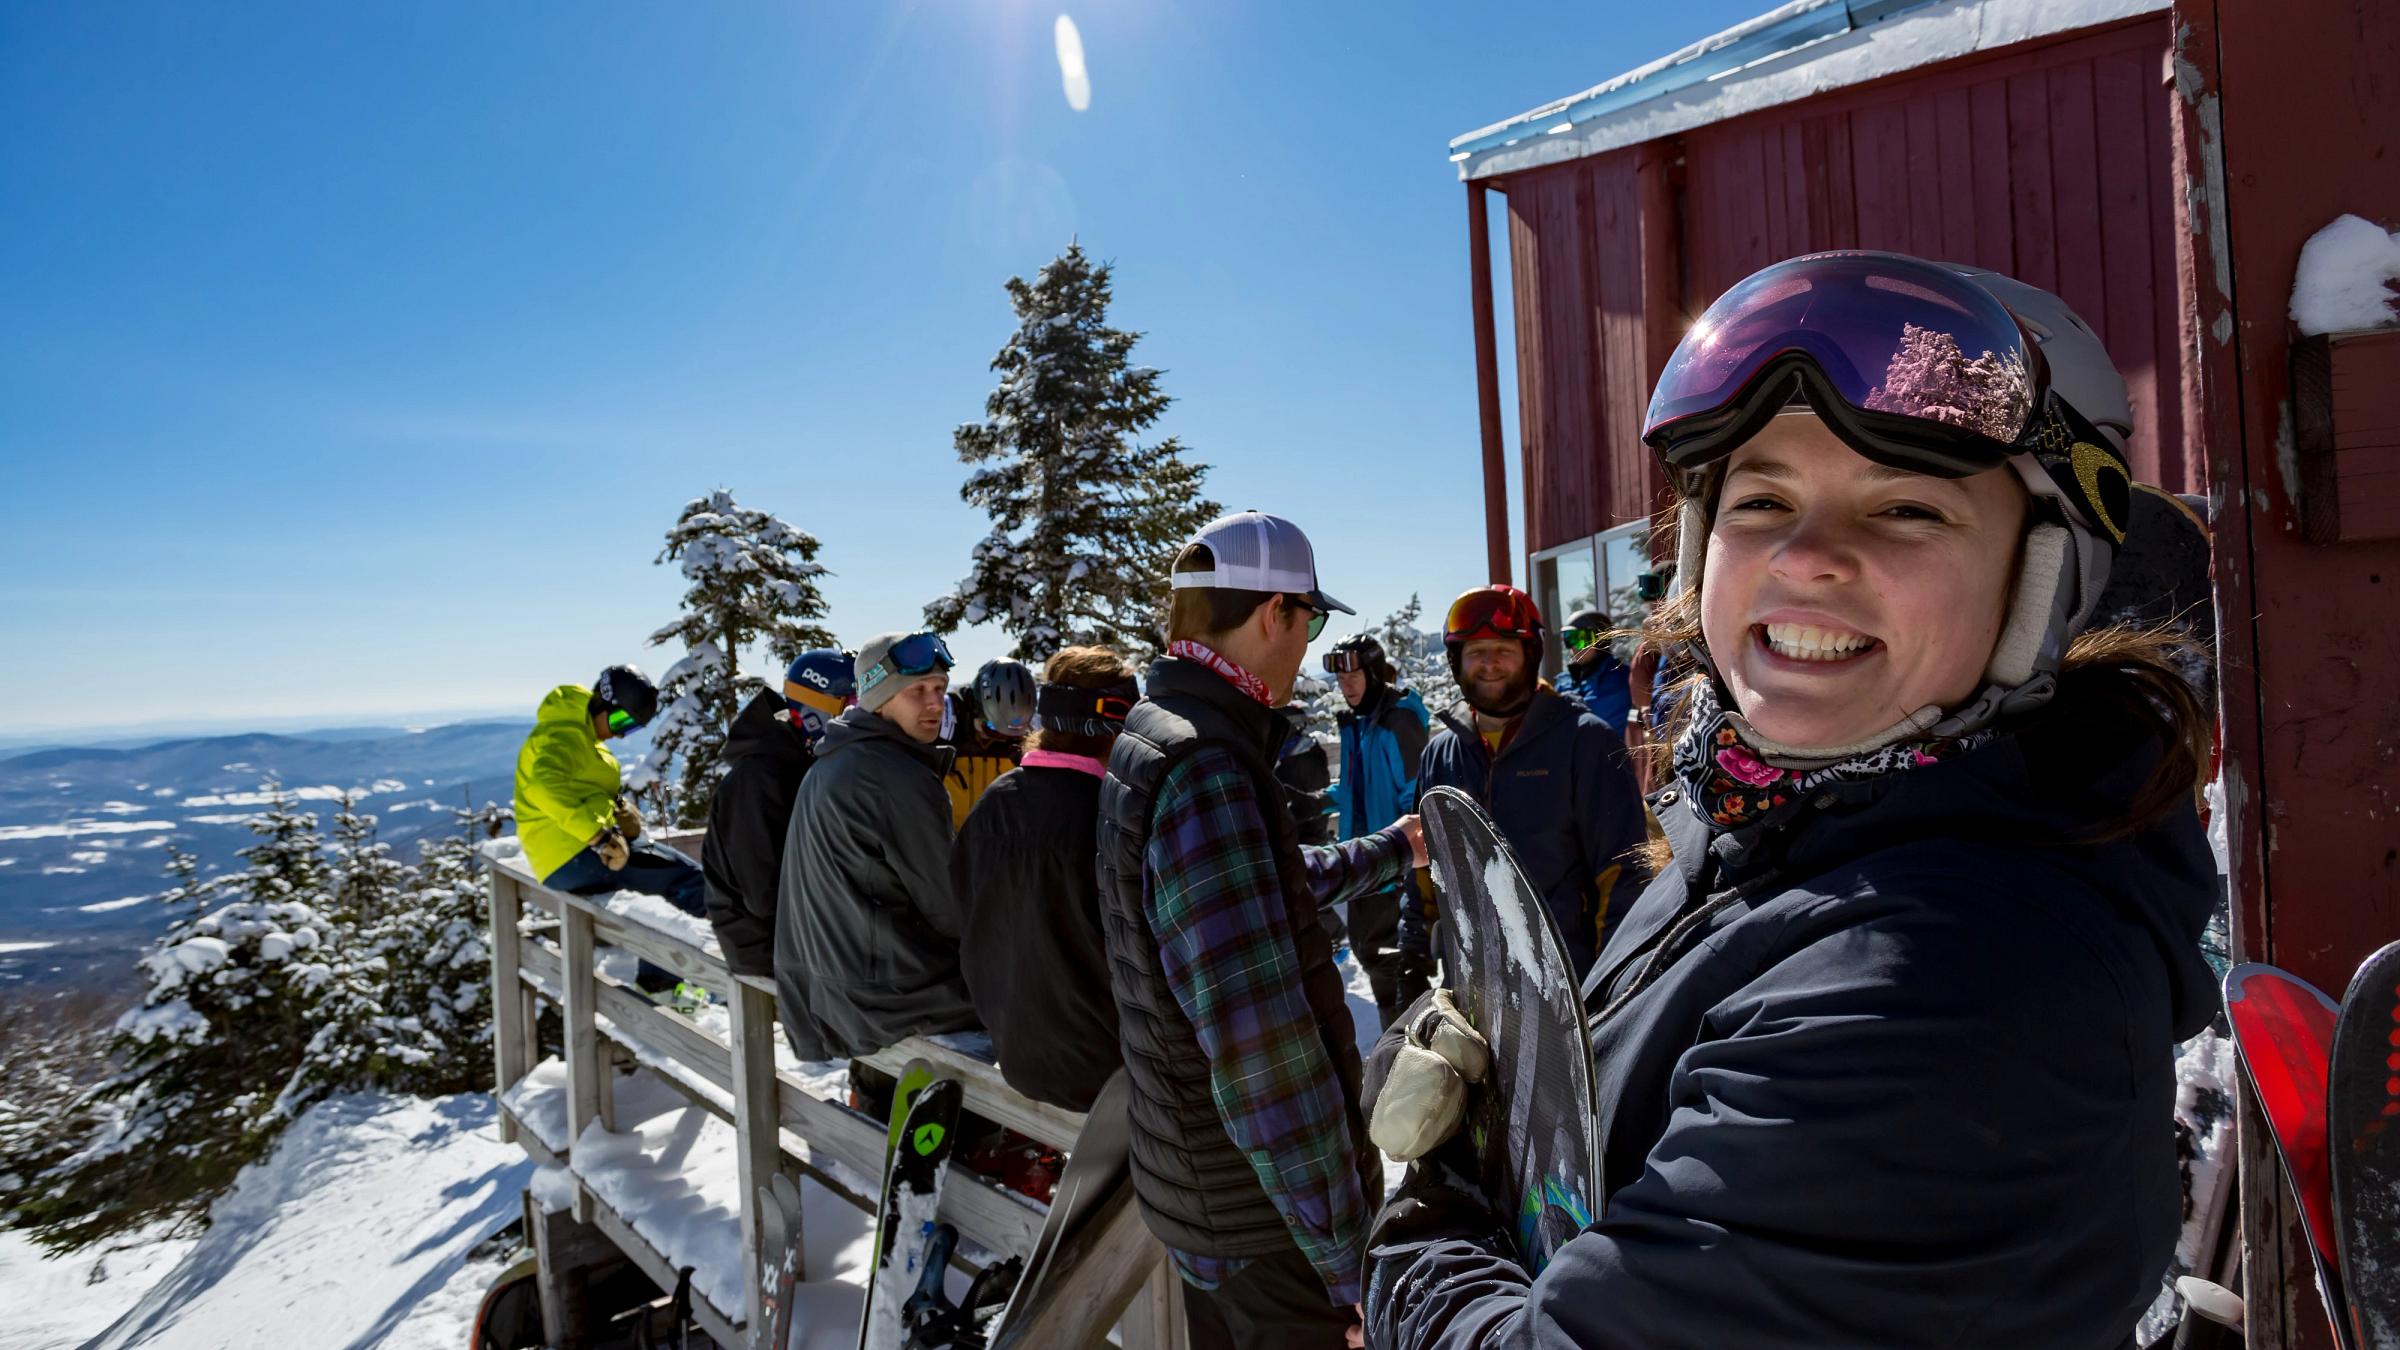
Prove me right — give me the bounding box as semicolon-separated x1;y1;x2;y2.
1449;0;2166;182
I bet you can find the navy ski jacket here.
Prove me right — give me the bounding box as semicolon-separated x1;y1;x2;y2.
1415;686;1649;977
1365;703;2219;1350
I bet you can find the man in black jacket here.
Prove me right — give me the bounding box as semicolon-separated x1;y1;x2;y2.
952;645;1140;1112
774;630;977;1062
701;649;851;977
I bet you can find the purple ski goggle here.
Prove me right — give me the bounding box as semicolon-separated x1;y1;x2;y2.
1643;252;2042;479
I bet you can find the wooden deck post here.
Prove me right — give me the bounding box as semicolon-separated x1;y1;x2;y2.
731;974;788;1341
489;867;527;1144
561;902;600;1225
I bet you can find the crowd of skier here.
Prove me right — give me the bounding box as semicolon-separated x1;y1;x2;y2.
511;249;2221;1350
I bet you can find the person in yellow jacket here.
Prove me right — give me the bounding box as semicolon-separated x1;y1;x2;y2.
938;658;1032;830
513;664;706;993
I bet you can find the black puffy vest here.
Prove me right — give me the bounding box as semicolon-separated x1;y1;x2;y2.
1096;657;1375;1260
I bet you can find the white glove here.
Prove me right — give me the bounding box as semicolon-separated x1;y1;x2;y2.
1368;989;1491;1161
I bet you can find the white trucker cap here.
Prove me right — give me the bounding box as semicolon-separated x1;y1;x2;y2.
1169;510;1354;615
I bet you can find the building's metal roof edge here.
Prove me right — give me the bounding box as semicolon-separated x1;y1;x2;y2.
1449;0;2168;182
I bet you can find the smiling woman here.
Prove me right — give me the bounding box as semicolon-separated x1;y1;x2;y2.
1362;254;2221;1350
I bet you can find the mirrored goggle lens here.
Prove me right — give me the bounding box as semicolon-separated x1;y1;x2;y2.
1446;591;1539;642
885;632;953;676
607;709;640;733
1562;629;1602;652
1643;252;2036;464
1324;650;1367;673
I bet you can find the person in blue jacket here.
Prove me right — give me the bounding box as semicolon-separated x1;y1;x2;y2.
1415;586;1648;979
1360;253;2218;1350
1327;633;1432;1026
1556;607;1633;733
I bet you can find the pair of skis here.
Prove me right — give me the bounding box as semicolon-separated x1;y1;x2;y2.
754;1060;959;1350
2223;940;2400;1350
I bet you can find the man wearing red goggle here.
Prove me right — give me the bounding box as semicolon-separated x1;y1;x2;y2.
1416;585;1650;979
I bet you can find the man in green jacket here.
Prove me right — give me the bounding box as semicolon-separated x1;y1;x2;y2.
513;664;706;992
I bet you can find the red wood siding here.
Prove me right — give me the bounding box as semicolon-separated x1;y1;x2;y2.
1500;15;2189;556
1504;148;1671;553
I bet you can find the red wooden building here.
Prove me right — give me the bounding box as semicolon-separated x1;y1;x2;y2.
1452;0;2399;1346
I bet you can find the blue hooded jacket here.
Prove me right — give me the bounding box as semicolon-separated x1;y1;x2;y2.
1560;649;1632;732
1335;684;1429;842
1366;703;2219;1350
1415;685;1649;977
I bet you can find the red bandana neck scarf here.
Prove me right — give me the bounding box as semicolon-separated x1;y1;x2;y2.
1169;639;1275;708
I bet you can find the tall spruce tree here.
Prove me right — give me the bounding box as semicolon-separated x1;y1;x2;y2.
926;243;1219;660
644;490;835;824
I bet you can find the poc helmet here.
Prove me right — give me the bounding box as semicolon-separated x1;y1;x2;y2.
783;649;856;743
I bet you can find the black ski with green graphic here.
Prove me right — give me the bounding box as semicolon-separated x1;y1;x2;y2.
859;1077;964;1350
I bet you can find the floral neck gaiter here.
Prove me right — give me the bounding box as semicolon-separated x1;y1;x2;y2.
1670;680;1991;830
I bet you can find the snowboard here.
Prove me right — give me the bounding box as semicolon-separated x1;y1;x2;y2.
756;1171;806;1350
2225;962;2355;1349
860;1078;965;1350
2092;486;2216;703
1419;785;1601;1274
2330;940;2400;1350
979;1069;1134;1348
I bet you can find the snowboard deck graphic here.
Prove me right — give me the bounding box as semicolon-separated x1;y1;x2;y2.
981;1069;1133;1348
2226;962;2355;1349
1420;785;1601;1274
757;1171;806;1350
2331;940;2400;1350
860;1077;965;1350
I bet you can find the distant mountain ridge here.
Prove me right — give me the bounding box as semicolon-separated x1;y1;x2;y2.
0;716;647;996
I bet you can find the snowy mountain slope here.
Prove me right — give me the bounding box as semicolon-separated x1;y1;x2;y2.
77;1092;531;1350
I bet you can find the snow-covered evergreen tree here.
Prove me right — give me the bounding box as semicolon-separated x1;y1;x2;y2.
348;800;510;1096
926;243;1219;660
16;789;350;1250
1375;594;1459;719
644;490;836;825
327;793;408;926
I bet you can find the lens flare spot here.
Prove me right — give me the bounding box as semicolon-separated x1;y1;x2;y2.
1054;15;1091;112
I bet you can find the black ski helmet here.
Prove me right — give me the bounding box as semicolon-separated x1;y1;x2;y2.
1563;607;1609;635
1328;633;1397;687
589;664;660;729
973;659;1036;738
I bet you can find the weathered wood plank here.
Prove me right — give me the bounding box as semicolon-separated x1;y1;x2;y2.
731;975;788;1332
586;1193;745;1350
860;1039;1085;1152
489;868;527;1145
561;905;600;1225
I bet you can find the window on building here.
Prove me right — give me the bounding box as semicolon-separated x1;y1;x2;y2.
1528;520;1653;678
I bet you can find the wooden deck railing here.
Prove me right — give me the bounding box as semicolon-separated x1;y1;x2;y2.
486;845;1184;1349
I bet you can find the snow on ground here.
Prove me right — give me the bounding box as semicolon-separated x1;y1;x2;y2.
0;941;60;954
0;1222;194;1350
1337;941;1410;1197
504;1056;952;1347
77;895;153;914
79;1092;532;1350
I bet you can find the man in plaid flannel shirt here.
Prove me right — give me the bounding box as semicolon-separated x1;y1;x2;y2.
1095;512;1425;1349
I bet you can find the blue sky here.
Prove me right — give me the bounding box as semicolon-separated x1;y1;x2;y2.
0;1;1764;737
